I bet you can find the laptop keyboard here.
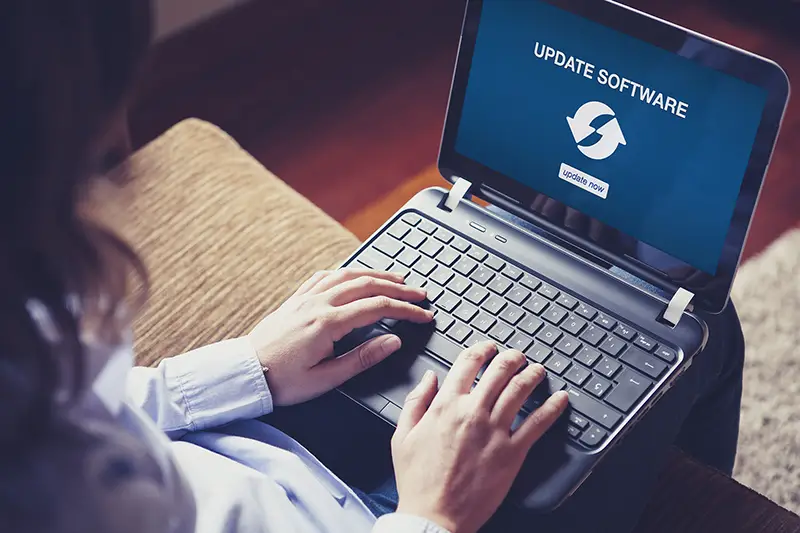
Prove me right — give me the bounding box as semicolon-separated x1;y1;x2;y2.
351;212;679;449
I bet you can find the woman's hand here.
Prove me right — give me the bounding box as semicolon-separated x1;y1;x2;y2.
392;342;569;533
248;268;434;406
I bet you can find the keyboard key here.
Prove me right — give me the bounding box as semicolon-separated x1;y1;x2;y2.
655;346;677;363
536;325;563;346
542;305;568;325
470;266;495;286
405;272;426;289
506;286;531;306
424;283;444;303
434;313;455;333
522;295;549;315
527;344;552;363
620;348;667;379
403;230;426;249
599;335;626;357
544;353;570;375
556;293;579;310
436;248;461;267
412;256;436;276
566;389;621;430
502;264;523;280
467;247;488;261
396;248;420;267
481;295;507;315
465;285;490;305
489;322;515;344
567;426;582;439
425;332;463;365
464;333;489;348
487;276;512;295
525;375;566;411
580;325;606;346
430;267;454;286
387;221;411;240
472;313;496;333
562;316;587;336
499;304;525;325
595;313;617;330
453;256;478;276
569;412;590;429
447;322;473;344
435;293;460;313
418;219;437;235
520;274;542;291
508;332;534;353
434;227;454;243
358;249;392;271
634;334;657;352
420;239;444;258
451;236;471;253
614;323;637;341
580;425;607;447
595;357;621;379
484;255;505;271
586;376;612;398
401;213;421;226
518;316;544;336
576;303;598;320
606;371;653;412
564;364;592;386
389;263;410;278
454;302;479;323
555;335;581;357
574;346;602;367
447;274;471;296
538;283;560;300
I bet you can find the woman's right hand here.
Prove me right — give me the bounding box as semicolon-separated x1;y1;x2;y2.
391;342;569;533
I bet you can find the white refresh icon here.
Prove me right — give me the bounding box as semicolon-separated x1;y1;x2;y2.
567;101;627;160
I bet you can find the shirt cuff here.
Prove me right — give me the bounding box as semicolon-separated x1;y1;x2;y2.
166;336;273;431
372;513;452;533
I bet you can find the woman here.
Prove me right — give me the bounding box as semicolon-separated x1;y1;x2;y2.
0;2;745;533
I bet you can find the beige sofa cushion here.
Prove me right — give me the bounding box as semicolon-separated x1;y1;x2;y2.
118;119;360;367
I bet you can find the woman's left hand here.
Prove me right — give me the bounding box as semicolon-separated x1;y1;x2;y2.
248;268;433;406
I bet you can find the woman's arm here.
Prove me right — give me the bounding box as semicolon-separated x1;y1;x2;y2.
126;337;272;439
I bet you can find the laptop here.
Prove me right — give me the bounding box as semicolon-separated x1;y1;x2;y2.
335;0;789;511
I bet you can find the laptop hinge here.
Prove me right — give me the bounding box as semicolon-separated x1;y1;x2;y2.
439;177;472;212
660;287;695;327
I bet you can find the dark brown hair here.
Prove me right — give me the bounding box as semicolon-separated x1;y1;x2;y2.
0;1;153;450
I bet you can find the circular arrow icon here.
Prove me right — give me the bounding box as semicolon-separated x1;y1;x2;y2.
567;101;627;161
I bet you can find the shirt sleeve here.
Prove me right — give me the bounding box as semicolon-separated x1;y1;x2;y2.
372;513;452;533
126;337;273;439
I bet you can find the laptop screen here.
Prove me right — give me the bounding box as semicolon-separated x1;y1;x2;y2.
453;0;769;276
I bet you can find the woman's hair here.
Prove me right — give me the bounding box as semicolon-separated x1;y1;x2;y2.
0;1;153;450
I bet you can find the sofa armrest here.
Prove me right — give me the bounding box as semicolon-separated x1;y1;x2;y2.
117;119;360;367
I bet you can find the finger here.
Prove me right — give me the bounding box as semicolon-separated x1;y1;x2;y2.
307;268;405;296
394;370;438;444
435;341;498;399
329;297;434;340
512;391;570;450
326;276;427;307
470;349;527;408
293;270;333;296
310;334;403;396
491;363;546;427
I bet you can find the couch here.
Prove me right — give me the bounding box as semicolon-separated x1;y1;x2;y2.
120;118;800;532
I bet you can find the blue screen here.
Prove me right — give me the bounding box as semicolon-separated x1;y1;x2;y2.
455;0;768;274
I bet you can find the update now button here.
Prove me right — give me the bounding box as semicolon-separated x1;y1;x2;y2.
559;163;609;199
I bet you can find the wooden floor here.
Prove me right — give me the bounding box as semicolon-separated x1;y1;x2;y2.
131;0;800;261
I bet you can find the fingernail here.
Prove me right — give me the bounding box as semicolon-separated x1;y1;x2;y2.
381;336;402;355
425;310;435;320
423;370;435;382
530;363;545;374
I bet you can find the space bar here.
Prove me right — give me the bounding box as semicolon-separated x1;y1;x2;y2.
381;355;450;406
424;332;463;365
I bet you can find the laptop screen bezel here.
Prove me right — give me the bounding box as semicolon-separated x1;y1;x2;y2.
438;0;790;314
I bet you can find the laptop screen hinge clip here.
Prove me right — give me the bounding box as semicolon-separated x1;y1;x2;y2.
660;287;695;327
439;177;472;212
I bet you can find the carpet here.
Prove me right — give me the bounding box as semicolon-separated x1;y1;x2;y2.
733;228;800;512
